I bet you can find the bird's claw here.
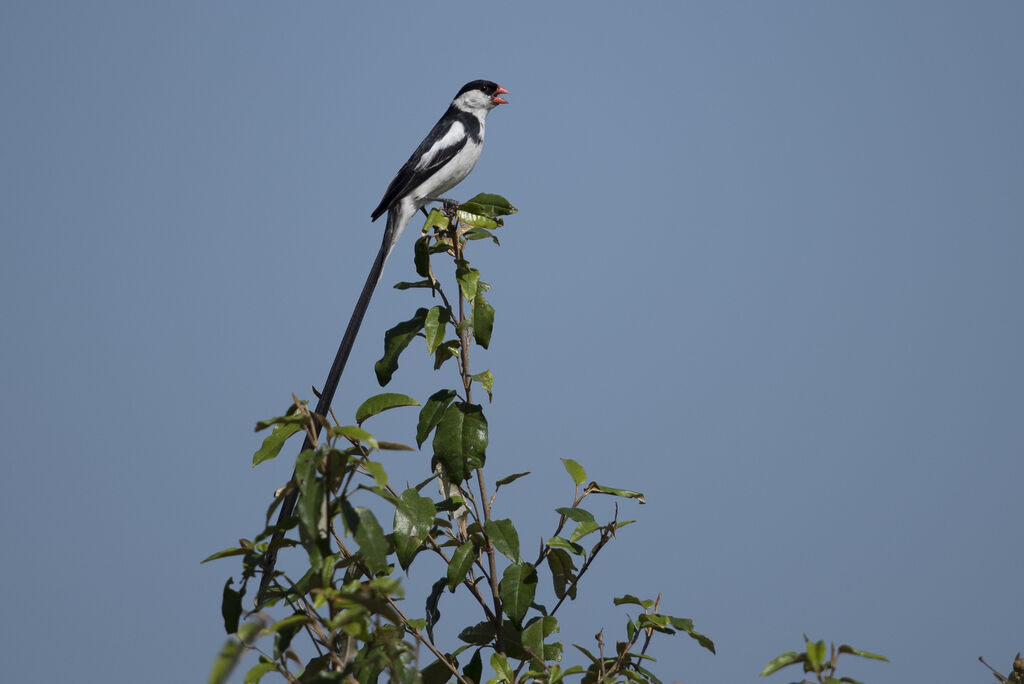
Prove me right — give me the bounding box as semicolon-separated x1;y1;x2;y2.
441;198;459;216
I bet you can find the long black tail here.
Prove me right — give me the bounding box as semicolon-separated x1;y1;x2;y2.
256;217;399;603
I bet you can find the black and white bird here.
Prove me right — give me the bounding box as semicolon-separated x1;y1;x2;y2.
371;79;510;268
257;80;508;601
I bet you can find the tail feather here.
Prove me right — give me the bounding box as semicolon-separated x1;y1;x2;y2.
256;201;417;603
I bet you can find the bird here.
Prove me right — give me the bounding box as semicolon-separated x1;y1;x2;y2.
372;79;510;266
257;80;509;602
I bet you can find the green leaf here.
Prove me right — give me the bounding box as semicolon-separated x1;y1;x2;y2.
569;520;600;543
254;411;307;432
759;651;806;676
253;422;302;466
417;389;458;448
433;402;488;482
613;594;654;609
447;540;478;591
394;278;436;290
208;618;265;684
457;208;499;229
546;536;584;555
837;645;889;662
414;235;432;277
547;548;576;600
521;617;559;664
459;620;496;645
425;577;446;643
463;226;500;244
471;369;494;402
295;449;326;548
340;500;389;574
484;518;520;562
363;460;387;487
806;639;827;672
667;616;716;654
463;648;483;684
221;578;243;634
422;208;450;231
421;658;452;684
555;507;595;523
560;458;587;485
495;472;531;489
462;193;518;217
585;483;646;503
355;393;420;424
433;340;461;370
331;425;379;450
499;563;538;624
491;653;515;683
424;306;449;355
242;661;278;684
272;615;303;659
375;307;429;386
393;488;436;570
456;260;481;301
472;295;494;349
201;546;250;563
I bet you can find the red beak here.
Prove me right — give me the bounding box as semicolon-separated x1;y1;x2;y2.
492;85;510;105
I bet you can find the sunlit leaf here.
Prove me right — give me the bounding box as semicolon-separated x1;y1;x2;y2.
837;645;889;662
242;661;278;684
456;260;480;301
613;595;653;610
806;639;827;672
471;369;494;402
546;536;584;555
584;483;646;503
355;393;419;424
253;423;302;466
331;425;379;451
491;653;515;682
560;458;586;485
759;651;806;676
457;209;498;229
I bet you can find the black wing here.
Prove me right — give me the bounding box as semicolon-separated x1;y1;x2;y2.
370;107;477;221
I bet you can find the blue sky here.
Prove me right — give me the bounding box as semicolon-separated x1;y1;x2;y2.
2;2;1021;682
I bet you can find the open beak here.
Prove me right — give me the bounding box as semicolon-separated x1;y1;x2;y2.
492;85;510;105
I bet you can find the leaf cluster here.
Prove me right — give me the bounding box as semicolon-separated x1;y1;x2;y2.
204;195;713;684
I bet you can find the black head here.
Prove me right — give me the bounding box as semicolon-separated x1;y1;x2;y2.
456;80;501;97
454;80;509;106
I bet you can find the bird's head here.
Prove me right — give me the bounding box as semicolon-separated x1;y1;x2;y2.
452;80;510;113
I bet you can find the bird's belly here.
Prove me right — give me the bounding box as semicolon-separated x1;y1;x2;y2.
412;144;481;203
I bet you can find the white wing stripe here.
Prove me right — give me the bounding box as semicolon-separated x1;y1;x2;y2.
414;121;465;171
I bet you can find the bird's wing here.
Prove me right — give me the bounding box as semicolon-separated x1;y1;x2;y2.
371;109;472;221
